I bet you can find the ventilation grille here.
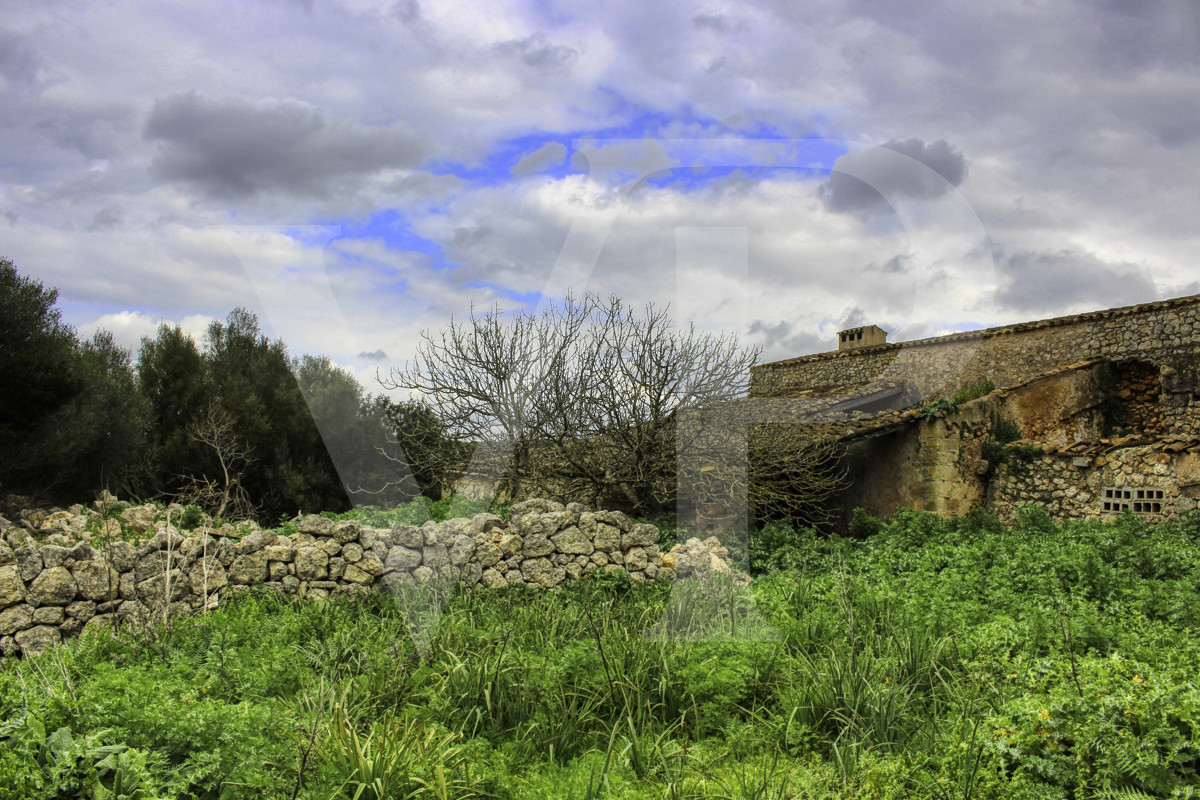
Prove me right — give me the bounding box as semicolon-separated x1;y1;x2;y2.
1102;487;1164;514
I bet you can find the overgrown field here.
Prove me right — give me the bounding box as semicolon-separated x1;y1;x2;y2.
3;506;1199;799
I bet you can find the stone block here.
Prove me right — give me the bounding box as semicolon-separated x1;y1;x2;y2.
423;544;449;570
32;605;64;625
391;525;424;549
328;557;346;581
520;557;565;588
297;515;334;536
15;625;60;656
356;551;384;577
72;561;119;602
106;541;137;572
448;535;475;566
476;543;503;568
39;545;73;569
621;523;660;548
15;546;42;582
294;546;328;580
65;600;97;622
331;520;362;544
480;568;507;589
385;546;422;571
551;526;594;555
522;535;554;558
592;523;621;551
0;565;24;609
0;604;33;635
341;564;374;585
227;550;269;584
28;566;77;606
183;558;225;600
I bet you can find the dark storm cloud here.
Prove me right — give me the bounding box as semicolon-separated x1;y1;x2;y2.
143;93;430;200
512;141;567;175
995;246;1158;314
0;29;43;91
821;138;967;215
749;319;835;361
493;34;579;71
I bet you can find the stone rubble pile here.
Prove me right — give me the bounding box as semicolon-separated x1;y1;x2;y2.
663;536;752;586
0;497;743;658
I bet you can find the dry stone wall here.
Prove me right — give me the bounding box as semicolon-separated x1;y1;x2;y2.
0;497;742;658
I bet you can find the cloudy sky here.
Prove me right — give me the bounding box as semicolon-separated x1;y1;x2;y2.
3;0;1199;391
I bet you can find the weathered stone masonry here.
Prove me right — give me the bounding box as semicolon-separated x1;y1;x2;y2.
752;293;1200;430
750;294;1200;525
0;497;738;658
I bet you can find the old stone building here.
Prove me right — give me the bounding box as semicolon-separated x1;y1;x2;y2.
750;293;1200;526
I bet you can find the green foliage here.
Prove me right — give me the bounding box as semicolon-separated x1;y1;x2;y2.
990;415;1021;444
0;257;83;447
386;399;472;502
136;322;209;498
0;260;151;502
295;355;420;511
177;504;206;531
921;397;959;420
338;495;503;528
951;377;996;405
3;512;1200;798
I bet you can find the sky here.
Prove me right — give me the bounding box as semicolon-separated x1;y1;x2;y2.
3;0;1199;394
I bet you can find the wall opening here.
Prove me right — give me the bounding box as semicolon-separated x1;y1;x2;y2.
1102;486;1164;513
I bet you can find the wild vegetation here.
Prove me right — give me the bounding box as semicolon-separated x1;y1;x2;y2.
3;506;1198;799
0;257;466;522
3;258;841;530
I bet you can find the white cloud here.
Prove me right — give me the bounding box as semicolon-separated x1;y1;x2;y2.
2;0;1200;374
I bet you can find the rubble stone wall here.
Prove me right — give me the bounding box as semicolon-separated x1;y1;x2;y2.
0;498;738;658
987;444;1200;524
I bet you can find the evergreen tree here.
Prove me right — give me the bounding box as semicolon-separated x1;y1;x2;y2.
295;355;418;508
136;323;209;495
202;308;328;519
46;331;150;499
0;258;84;495
386;398;470;500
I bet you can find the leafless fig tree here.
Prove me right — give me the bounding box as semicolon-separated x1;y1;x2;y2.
538;296;762;517
384;293;846;523
380;294;593;499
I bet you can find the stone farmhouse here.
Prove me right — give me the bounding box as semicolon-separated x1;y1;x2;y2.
750;294;1200;527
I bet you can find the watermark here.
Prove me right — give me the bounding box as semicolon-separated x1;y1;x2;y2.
225;138;996;649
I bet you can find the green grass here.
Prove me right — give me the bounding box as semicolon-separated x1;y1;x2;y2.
2;506;1199;798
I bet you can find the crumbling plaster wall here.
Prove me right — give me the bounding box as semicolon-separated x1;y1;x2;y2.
833;365;1110;521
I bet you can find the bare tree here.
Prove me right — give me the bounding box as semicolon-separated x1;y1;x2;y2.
384;293;846;523
176;404;257;520
380;294;593;499
539;296;761;516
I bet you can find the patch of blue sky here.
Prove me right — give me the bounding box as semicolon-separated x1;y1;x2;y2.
279;226;342;248
428;100;850;190
461;280;543;310
294;210;455;273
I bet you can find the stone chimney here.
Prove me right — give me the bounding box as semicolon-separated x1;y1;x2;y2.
837;324;887;351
